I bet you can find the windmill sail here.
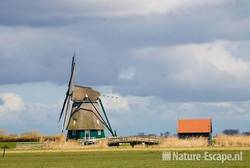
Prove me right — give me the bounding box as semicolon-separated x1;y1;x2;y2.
59;55;75;131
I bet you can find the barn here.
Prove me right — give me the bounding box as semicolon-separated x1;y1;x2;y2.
177;118;212;140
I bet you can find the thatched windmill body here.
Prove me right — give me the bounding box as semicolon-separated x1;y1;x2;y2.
59;56;115;140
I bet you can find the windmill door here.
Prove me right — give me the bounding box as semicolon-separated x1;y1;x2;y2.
85;130;90;140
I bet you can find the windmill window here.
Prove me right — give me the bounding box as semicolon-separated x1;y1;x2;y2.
73;119;77;125
98;130;101;135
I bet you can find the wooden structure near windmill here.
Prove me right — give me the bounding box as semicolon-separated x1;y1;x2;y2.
107;136;160;147
59;56;116;141
177;118;212;141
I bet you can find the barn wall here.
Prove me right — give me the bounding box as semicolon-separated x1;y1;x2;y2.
178;132;212;145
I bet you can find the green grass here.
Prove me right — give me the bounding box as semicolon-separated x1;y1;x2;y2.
0;150;249;168
0;142;16;149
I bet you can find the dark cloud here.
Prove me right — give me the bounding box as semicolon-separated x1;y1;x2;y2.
0;0;250;102
0;98;3;105
0;27;125;86
0;1;78;27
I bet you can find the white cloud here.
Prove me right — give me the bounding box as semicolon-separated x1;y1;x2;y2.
0;93;24;112
134;41;250;78
0;92;60;133
0;93;25;126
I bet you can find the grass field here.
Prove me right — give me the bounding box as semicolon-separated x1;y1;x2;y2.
0;142;16;149
0;150;249;168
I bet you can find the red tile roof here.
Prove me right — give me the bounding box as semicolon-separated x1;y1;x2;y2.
178;118;212;133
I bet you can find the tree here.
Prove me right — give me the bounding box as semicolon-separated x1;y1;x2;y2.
164;132;170;137
160;132;170;137
223;129;239;135
137;132;145;136
242;131;250;136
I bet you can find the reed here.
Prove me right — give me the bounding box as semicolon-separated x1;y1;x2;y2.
214;134;250;147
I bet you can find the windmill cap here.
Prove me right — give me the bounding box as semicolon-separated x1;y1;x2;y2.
72;85;100;101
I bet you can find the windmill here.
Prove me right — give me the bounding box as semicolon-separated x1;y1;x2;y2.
59;56;116;140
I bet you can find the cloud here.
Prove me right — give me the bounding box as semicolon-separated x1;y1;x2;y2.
101;93;130;111
0;92;60;134
62;0;228;17
118;67;135;81
0;26;124;85
1;23;250;102
0;93;25;126
0;0;250;136
102;93;250;135
0;27;73;84
0;86;249;135
0;93;24;112
115;40;250;101
0;0;229;26
0;0;250;90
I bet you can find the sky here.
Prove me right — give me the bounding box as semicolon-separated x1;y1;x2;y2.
0;0;250;136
